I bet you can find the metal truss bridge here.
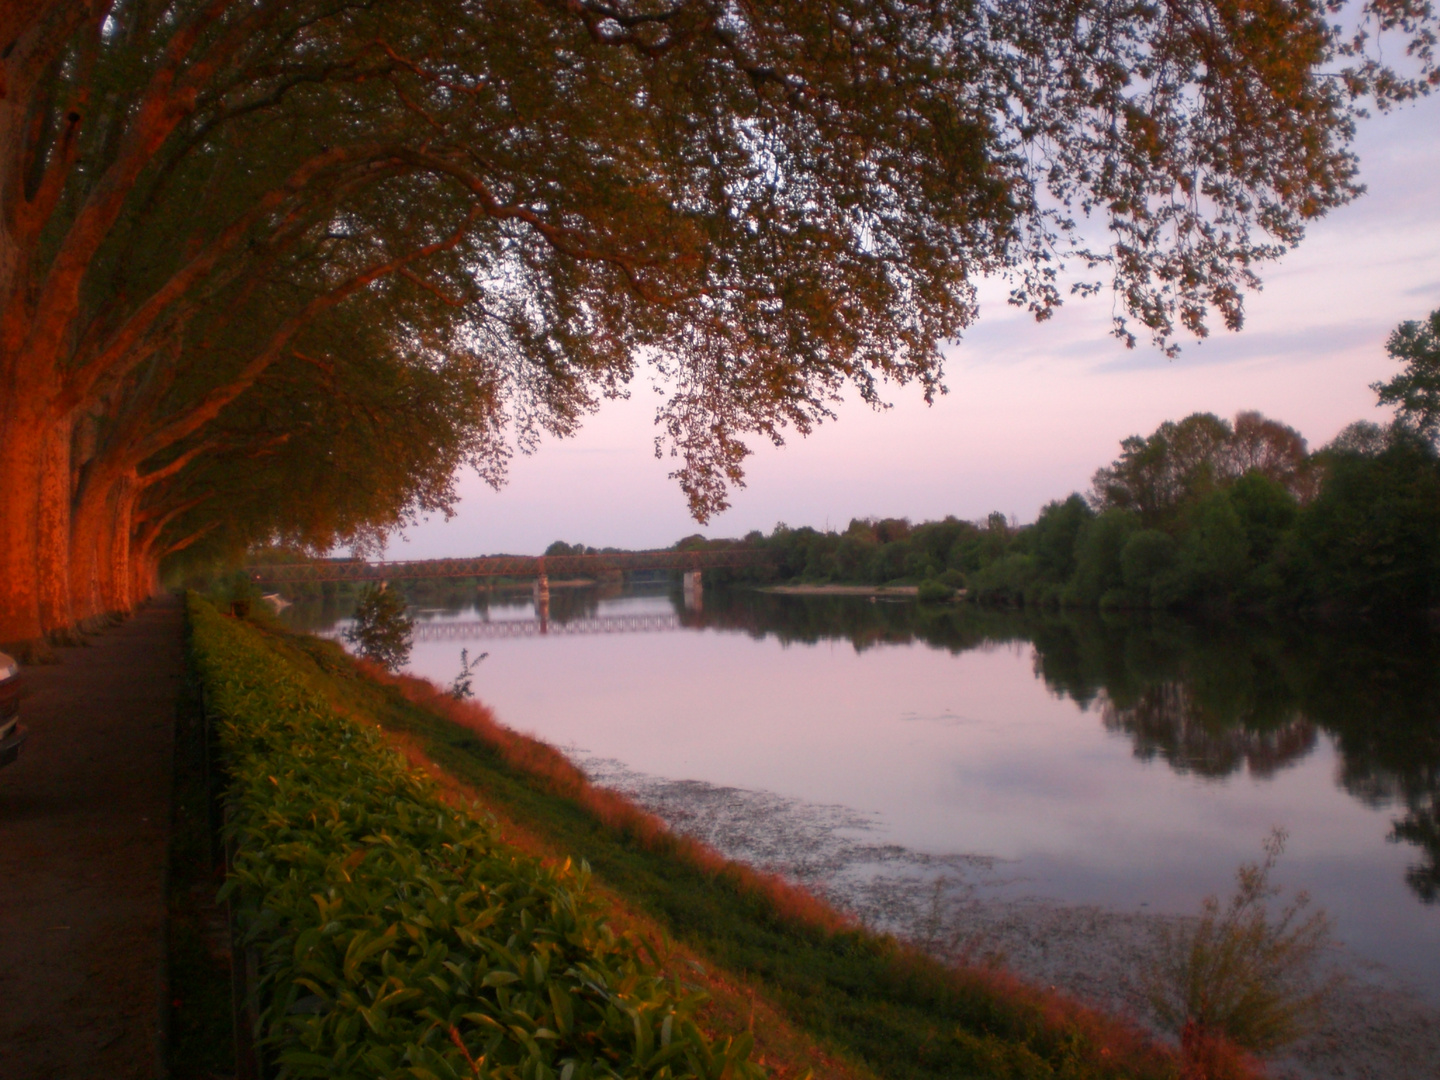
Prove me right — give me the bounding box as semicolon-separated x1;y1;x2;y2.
247;547;771;584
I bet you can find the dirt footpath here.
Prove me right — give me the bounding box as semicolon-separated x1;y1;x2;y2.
0;597;183;1080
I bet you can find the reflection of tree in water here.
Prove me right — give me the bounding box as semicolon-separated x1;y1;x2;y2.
689;588;1030;654
697;589;1440;906
1098;682;1316;779
1294;627;1440;905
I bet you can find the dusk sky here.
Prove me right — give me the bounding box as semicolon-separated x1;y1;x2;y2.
385;94;1440;560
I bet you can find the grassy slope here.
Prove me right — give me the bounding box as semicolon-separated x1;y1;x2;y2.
245;618;1191;1080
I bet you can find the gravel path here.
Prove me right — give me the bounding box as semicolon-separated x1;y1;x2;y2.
0;598;183;1080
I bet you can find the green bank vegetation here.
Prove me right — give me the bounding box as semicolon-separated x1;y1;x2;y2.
191;596;1208;1080
738;417;1440;612
190;595;763;1080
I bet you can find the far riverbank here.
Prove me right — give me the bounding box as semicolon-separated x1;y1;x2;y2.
759;583;923;597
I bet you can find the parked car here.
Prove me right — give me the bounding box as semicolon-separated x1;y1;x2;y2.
0;651;26;768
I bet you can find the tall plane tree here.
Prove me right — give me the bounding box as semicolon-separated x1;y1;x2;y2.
1;1;1435;649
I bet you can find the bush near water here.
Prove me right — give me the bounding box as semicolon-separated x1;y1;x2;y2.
189;595;762;1080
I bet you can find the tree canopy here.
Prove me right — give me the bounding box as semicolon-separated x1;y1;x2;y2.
1091;411;1316;526
1374;307;1440;440
1;0;1436;646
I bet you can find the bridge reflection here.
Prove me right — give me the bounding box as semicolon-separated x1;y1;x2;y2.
413;613;684;641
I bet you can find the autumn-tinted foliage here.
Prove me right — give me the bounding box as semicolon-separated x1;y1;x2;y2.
3;1;1436;647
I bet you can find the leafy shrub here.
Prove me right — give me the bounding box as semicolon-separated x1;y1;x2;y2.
1071;510;1139;604
916;579;955;603
968;554;1036;605
1146;829;1334;1054
1120;530;1181;608
449;648;485;701
189;596;761;1080
345;583;414;671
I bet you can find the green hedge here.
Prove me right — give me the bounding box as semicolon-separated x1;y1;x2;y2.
189;596;762;1080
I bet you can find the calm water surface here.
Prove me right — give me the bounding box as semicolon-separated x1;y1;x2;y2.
288;585;1440;996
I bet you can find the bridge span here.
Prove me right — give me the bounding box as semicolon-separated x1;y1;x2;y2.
246;548;771;584
252;547;771;622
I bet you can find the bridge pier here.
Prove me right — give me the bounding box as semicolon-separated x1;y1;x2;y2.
682;570;703;612
532;573;550;631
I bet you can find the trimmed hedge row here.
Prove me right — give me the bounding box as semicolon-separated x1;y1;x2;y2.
189;596;763;1080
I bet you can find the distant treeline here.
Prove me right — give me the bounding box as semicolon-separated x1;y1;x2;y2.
731;410;1440;614
735;308;1440;614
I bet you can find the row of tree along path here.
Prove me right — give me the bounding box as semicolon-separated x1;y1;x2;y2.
3;1;1434;652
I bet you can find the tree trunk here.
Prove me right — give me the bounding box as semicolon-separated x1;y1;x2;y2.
129;541;160;604
68;458;120;627
0;377;70;651
0;409;47;650
104;480;137;615
36;413;80;641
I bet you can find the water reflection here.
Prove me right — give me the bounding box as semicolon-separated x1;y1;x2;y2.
792;599;1439;907
689;592;1440;906
1099;686;1317;780
283;585;1440;909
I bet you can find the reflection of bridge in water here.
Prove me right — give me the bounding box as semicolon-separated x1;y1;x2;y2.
250;547;771;622
413;613;685;641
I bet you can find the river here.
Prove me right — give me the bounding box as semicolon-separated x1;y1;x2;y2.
283;583;1440;1022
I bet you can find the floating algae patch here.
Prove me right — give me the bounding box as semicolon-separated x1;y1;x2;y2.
572;751;1173;1011
571;753;1010;943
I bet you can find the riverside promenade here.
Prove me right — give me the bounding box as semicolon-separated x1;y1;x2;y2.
0;597;183;1080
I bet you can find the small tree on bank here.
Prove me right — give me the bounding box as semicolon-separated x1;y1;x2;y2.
1146;829;1335;1056
449;647;486;701
344;584;413;672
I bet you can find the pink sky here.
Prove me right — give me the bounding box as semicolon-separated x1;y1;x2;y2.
385;95;1440;559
